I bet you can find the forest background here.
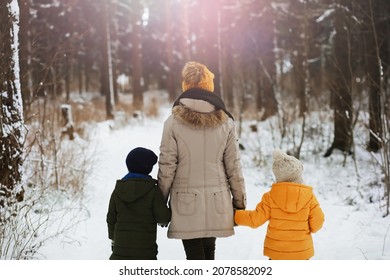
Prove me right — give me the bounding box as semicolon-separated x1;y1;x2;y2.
1;0;390;259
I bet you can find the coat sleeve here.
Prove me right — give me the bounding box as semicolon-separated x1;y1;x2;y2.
223;119;247;209
106;192;117;240
234;193;270;228
152;187;171;224
309;195;325;233
157;116;177;202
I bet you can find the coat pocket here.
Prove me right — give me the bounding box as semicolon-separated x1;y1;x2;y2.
176;192;196;216
213;190;231;215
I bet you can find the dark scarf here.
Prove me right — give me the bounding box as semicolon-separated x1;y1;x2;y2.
173;88;234;120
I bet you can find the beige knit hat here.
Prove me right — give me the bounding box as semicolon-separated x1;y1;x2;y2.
272;149;303;184
181;61;215;92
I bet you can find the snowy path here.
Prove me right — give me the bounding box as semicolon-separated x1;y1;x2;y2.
40;109;390;260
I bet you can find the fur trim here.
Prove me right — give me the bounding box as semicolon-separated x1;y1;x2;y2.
172;105;229;129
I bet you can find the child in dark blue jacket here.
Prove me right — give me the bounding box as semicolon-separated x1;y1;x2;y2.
106;147;171;260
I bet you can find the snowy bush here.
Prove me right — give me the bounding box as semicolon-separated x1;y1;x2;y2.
0;114;93;259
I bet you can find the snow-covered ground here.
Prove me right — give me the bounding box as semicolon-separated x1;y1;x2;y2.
36;102;390;261
2;96;390;280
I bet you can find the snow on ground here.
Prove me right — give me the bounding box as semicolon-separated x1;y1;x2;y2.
39;102;390;260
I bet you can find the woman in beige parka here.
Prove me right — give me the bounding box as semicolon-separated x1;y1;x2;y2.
157;61;247;260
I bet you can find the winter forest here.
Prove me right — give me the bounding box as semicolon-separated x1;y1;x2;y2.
1;0;390;261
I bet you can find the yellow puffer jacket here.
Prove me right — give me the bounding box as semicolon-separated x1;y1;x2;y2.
235;182;324;260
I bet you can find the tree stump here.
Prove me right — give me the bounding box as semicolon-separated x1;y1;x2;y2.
60;104;75;140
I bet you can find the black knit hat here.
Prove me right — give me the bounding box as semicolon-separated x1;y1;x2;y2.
125;147;158;175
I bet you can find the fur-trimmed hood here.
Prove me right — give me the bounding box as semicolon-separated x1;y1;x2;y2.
171;88;233;129
172;103;229;129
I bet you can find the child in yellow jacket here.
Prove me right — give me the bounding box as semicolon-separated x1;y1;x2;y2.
235;149;325;260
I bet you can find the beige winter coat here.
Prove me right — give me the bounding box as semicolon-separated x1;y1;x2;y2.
158;100;246;240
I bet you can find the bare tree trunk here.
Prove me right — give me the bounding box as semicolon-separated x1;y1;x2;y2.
287;0;307;118
109;2;119;104
131;0;144;110
84;53;91;93
222;45;234;111
64;49;71;102
255;2;278;119
100;0;115;119
0;0;25;207
220;5;234;110
180;0;190;63
292;52;306;116
364;0;383;152
78;56;83;95
195;0;220;94
17;0;31;118
324;0;353;157
164;0;175;101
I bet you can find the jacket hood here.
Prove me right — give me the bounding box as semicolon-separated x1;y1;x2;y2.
172;103;229;129
114;178;157;203
270;182;313;213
